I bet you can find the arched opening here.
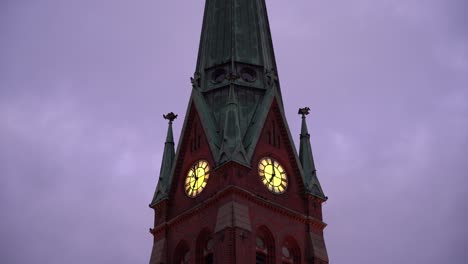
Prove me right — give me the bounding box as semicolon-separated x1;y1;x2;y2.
281;236;301;264
196;228;214;264
255;226;275;264
173;240;190;264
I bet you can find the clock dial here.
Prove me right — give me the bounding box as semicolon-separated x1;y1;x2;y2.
185;160;210;197
258;157;288;194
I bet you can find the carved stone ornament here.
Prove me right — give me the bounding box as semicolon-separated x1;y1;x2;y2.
226;71;240;82
265;68;278;87
190;72;201;89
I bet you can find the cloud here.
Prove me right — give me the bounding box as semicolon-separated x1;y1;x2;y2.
0;84;158;263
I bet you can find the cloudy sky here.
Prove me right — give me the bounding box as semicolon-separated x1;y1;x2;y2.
1;0;467;263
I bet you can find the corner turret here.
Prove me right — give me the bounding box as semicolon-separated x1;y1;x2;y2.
150;112;177;206
298;107;326;199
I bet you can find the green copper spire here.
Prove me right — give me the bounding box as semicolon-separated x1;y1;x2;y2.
150;112;177;205
195;0;278;73
186;0;285;168
298;107;326;198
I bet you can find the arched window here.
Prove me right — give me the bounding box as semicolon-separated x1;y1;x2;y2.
281;236;301;264
196;229;214;264
255;226;275;264
174;240;190;264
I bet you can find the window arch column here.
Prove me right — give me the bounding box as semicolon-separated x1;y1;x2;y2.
173;240;190;264
255;226;275;264
196;229;214;264
281;236;301;264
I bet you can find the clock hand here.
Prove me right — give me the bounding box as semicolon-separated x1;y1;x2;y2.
269;167;276;183
192;166;198;188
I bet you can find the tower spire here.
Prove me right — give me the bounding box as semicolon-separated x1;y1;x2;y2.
195;0;278;74
149;2;330;263
150;112;177;205
187;0;287;168
298;107;326;198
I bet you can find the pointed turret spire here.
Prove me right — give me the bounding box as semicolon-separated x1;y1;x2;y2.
298;107;326;199
150;112;177;205
218;86;248;166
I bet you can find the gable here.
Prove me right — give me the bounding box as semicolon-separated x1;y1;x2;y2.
166;103;217;218
247;98;308;213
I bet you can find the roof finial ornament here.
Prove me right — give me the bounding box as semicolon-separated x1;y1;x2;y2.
163;112;178;124
298;107;310;118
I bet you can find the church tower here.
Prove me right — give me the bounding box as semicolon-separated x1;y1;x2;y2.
149;1;329;263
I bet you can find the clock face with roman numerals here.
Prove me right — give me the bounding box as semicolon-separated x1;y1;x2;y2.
185;160;210;198
258;157;288;194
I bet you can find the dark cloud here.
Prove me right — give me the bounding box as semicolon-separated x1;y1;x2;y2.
1;1;467;263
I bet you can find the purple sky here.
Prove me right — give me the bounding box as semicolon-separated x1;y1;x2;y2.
1;0;467;263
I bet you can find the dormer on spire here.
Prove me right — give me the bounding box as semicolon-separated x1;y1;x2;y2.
298;107;326;199
217;86;248;166
150;112;177;205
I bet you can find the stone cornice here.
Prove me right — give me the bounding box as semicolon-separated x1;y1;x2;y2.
151;186;327;235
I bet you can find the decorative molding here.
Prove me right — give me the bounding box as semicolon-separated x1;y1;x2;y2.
150;186;327;235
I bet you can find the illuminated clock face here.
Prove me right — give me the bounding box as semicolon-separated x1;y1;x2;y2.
185;160;210;197
258;157;288;194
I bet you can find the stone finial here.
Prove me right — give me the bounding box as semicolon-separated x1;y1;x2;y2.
298;107;310;117
163;112;178;123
